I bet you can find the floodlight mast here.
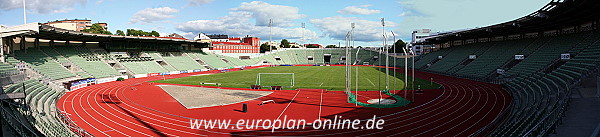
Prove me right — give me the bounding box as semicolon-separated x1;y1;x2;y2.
382;18;389;91
345;30;351;100
269;19;272;52
350;23;356;106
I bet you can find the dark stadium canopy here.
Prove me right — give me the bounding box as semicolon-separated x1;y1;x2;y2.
418;0;600;44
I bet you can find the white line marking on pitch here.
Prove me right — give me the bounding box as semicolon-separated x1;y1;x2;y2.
366;78;376;86
319;83;324;86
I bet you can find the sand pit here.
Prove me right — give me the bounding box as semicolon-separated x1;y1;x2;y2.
158;85;272;109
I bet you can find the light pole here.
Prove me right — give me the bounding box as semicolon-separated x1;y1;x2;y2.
391;31;396;93
269;19;272;52
382;18;389;91
410;45;415;102
402;46;408;103
23;0;27;24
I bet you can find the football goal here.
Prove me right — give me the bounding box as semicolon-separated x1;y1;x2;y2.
256;73;295;87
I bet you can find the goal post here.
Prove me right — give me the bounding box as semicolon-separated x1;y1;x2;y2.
256;73;295;87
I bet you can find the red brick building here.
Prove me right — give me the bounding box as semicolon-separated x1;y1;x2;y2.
209;36;260;53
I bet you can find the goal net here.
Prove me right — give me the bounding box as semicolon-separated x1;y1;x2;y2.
256;73;295;87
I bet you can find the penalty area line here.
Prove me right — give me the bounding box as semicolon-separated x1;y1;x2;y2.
366;78;376;86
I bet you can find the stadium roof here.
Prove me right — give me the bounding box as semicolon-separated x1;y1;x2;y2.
417;0;600;44
1;23;209;45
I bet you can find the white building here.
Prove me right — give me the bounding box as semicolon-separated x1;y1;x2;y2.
411;29;434;55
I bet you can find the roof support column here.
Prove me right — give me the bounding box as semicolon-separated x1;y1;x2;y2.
82;41;86;47
0;35;4;63
9;37;14;54
50;39;54;47
34;38;39;49
19;36;27;52
20;36;26;53
66;40;70;46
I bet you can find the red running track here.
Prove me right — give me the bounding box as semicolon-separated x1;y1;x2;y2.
57;66;510;137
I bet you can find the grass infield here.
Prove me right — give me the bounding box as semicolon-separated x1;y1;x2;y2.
151;66;440;91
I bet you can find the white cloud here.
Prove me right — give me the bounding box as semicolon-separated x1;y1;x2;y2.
394;0;548;39
337;5;381;15
231;1;305;27
0;0;85;14
177;1;316;41
179;32;196;39
310;16;394;42
188;0;215;6
129;7;179;24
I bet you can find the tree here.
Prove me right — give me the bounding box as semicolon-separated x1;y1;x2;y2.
280;39;290;48
125;29;159;36
325;45;338;48
260;43;276;53
150;31;160;37
115;30;125;36
82;23;112;35
393;39;407;53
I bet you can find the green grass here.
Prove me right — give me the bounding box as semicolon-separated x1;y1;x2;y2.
151;66;440;91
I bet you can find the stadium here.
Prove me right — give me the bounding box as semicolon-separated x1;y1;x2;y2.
1;0;599;137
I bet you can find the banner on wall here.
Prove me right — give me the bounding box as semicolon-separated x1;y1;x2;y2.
468;55;477;59
515;55;525;60
65;78;96;91
148;73;160;77
561;53;571;60
160;72;171;75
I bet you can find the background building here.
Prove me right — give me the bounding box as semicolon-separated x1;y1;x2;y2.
411;29;434;55
43;19;107;31
205;34;261;53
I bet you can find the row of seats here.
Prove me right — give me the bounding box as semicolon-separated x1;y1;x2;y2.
13;48;76;80
53;46;121;78
0;62;19;77
2;79;73;137
412;30;600;136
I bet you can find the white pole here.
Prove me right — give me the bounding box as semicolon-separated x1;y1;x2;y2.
269;19;272;52
411;47;415;102
23;0;27;24
0;29;4;63
382;18;389;91
391;31;396;93
404;47;408;102
301;23;305;47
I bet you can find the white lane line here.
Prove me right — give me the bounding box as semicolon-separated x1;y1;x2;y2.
319;89;324;120
276;90;301;120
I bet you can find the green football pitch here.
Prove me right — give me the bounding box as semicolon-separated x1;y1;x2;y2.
152;66;439;91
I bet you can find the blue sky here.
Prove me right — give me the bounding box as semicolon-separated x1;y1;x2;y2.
0;0;549;47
